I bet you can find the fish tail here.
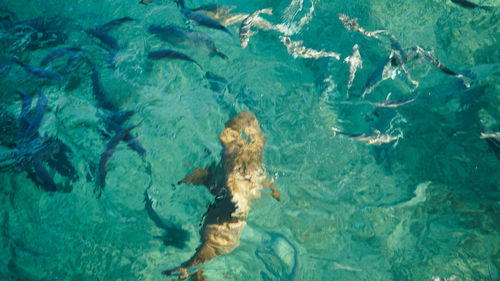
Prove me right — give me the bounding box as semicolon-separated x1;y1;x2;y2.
259;8;273;15
213;48;228;60
331;127;343;136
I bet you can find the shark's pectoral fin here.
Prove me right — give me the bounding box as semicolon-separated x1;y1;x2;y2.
263;176;280;201
179;165;213;187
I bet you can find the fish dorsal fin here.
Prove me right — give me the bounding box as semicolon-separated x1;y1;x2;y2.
179;165;213;187
385;92;392;100
371;127;381;135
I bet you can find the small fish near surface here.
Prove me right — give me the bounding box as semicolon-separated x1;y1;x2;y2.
451;0;493;10
11;58;63;81
411;45;472;87
338;14;388;39
481;130;500;161
389;36;419;88
362;36;419;98
240;8;273;48
90;66;117;111
96;125;137;198
343;44;362;97
279;36;341;60
147;49;202;70
362;57;396;98
140;0;184;7
374;92;419;108
331;127;401;146
86;17;133;66
180;8;232;37
148;24;228;60
1;89;76;192
85;28;120;52
15;89;33;132
40;46;85;66
102;112;147;158
18;89;47;140
95;16;133;33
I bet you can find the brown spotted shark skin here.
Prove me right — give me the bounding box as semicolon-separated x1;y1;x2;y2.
164;111;280;280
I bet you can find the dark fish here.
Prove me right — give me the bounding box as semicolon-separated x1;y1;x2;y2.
180;8;232;37
0;15;13;29
85;28;119;52
45;139;78;181
148;49;202;69
144;188;189;248
40;46;84;66
451;0;492;10
23;65;63;80
15;16;68;50
389;36;407;66
148;24;228;60
139;0;182;7
412;45;472;87
32;157;57;192
96;125;136;196
96;17;133;33
12;59;62;80
91;67;117;111
362;57;393;97
412;45;456;75
62;51;87;74
20;89;47;140
110;110;135;125
175;0;185;8
15;89;32;131
103;114;147;158
205;71;228;92
189;4;234;14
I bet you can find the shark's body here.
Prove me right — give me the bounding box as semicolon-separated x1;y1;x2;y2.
164;111;279;279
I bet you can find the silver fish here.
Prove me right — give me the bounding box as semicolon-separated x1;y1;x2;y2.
279;36;340;60
198;6;276;32
412;45;472;87
374;92;419;108
338;14;388;39
343;44;362;96
332;127;400;146
239;8;273;49
432;275;456;281
480;130;500;140
389;36;419;89
362;36;418;98
362;57;397;98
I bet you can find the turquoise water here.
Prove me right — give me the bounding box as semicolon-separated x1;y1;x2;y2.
1;0;499;280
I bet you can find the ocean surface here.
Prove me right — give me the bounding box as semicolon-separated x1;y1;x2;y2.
0;0;499;280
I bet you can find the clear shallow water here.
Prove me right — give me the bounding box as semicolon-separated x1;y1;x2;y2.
0;0;499;280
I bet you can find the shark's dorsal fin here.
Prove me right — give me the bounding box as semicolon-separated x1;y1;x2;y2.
385;92;392;100
179;165;213;187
